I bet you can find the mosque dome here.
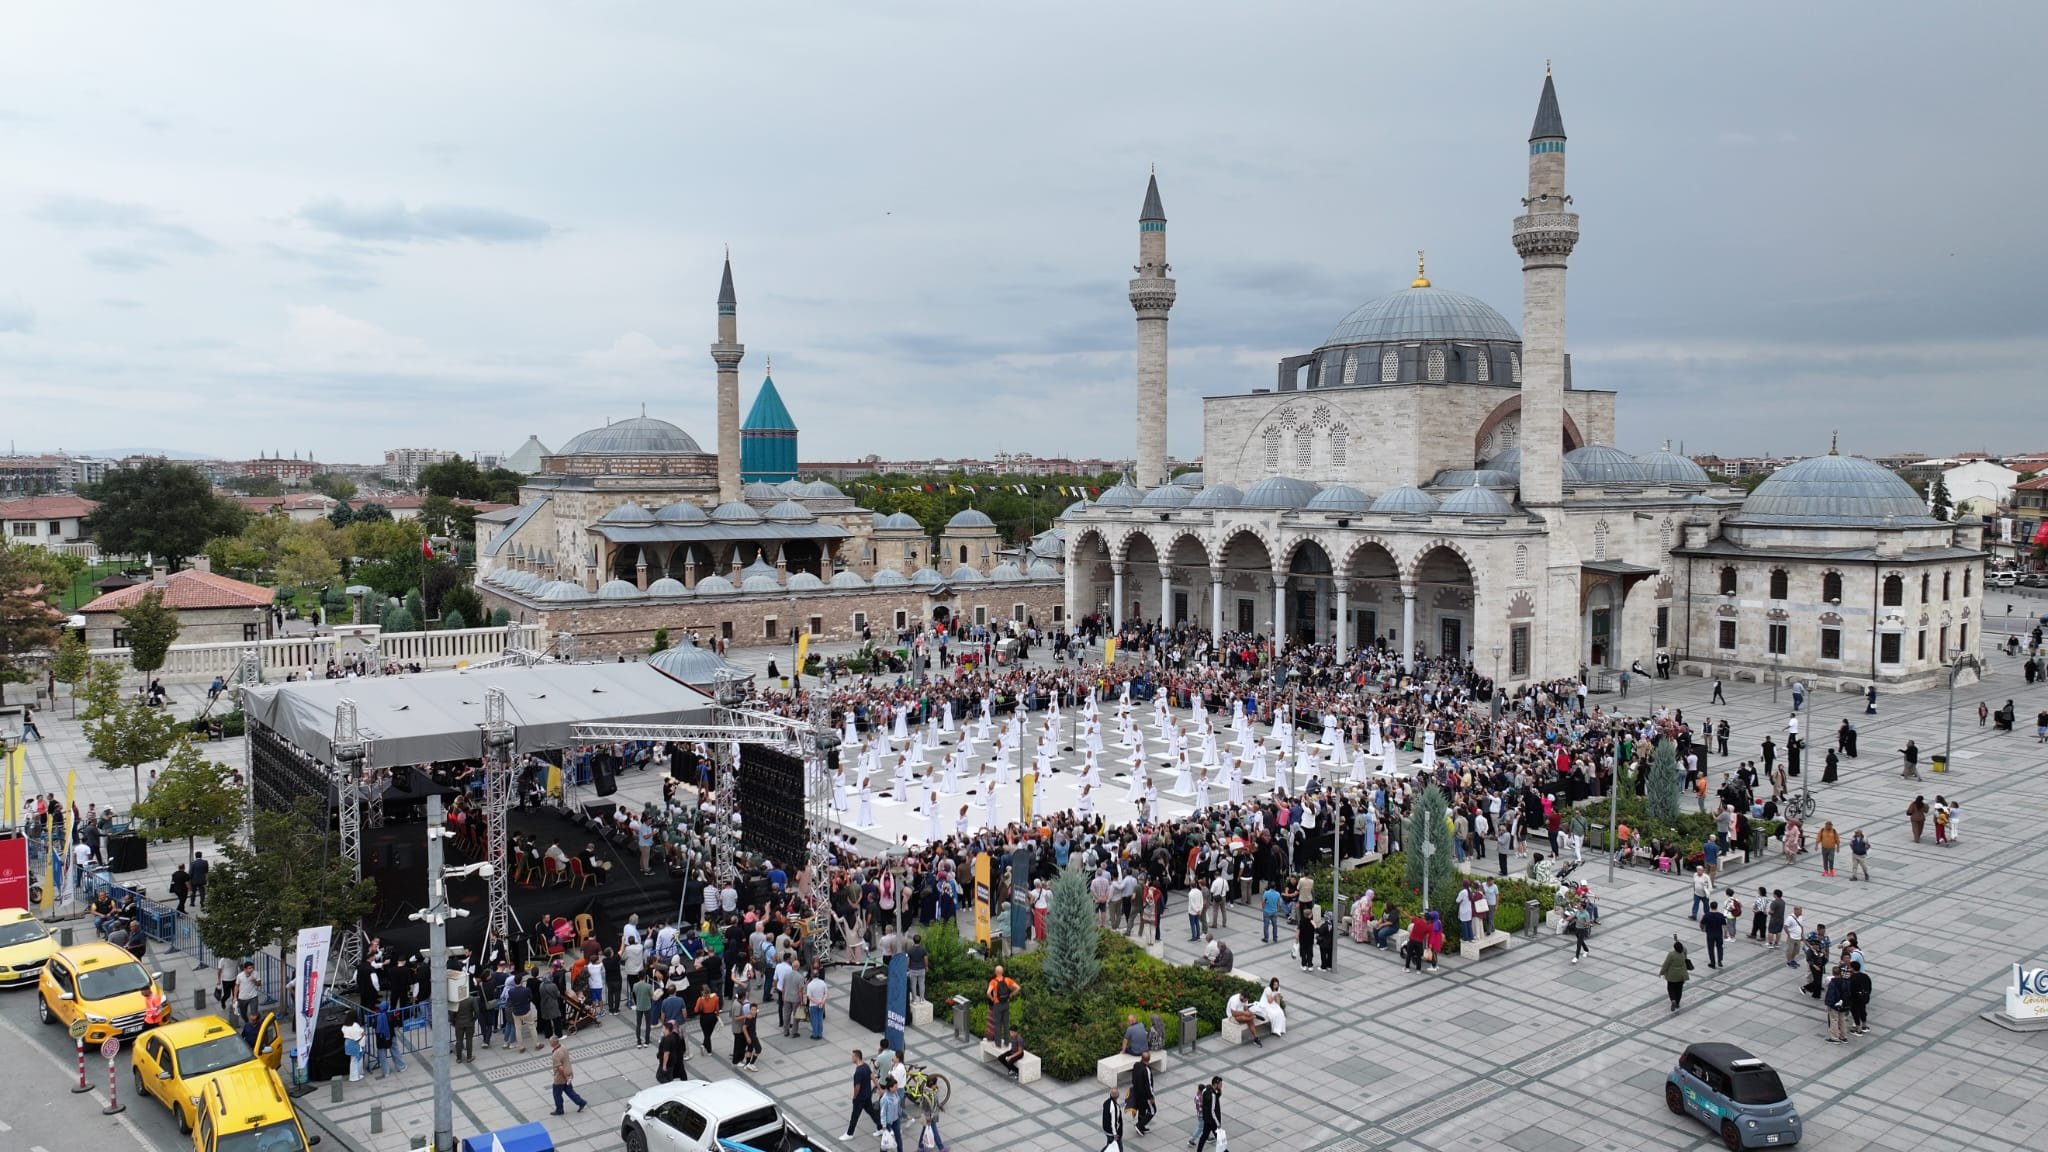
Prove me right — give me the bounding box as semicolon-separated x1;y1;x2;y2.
647;642;750;689
693;574;736;595
646;578;688;597
711;501;762;524
742;481;783;502
1305;484;1372;513
506;571;541;593
946;508;996;530
1188;483;1243;509
1736;454;1937;526
777;479;805;495
875;512;922;531
1240;475;1319;509
1635;450;1711;486
1482;446;1521;475
1371;486;1440;515
1094;482;1144;507
950;565;986;583
1060;499;1092;518
535;580;592;603
910;567;945;587
989;562;1023;582
828;569;869;590
763;500;816;523
870;568;909;587
597;502;655;524
1026;559;1060;580
1327;285;1519;345
786;571;825;591
1139;485;1194;508
1438;485;1517;516
655;500;709;523
1430;468;1517;490
596;579;642;600
1171;470;1204;489
557;416;703;456
1564;444;1652;485
797;480;846;500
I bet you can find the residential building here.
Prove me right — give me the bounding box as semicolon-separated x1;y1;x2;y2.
0;495;98;549
78;565;275;649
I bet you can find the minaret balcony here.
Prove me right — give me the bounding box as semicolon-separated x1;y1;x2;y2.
1128;278;1178;317
1512;211;1579;263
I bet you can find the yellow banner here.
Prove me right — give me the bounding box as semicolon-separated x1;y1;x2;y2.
972;852;992;945
795;631;809;675
1019;771;1035;826
1103;639;1117;666
6;744;20;830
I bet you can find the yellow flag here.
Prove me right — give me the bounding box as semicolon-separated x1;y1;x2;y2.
1103;638;1117;666
795;631;810;674
972;852;992;945
1020;771;1035;826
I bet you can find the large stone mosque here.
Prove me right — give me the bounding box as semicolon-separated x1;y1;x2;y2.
1061;72;1985;694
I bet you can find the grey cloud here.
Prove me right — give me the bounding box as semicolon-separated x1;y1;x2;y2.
34;194;216;252
0;301;33;332
86;248;167;272
297;198;553;244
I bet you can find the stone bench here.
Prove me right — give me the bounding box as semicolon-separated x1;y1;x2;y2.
1219;1014;1278;1046
1337;852;1383;869
909;998;932;1026
1442;929;1510;965
979;1037;1042;1084
1095;1049;1169;1089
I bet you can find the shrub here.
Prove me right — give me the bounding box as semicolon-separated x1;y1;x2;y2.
1043;869;1101;993
1647;737;1681;822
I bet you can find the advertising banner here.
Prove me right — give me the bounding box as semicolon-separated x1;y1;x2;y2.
0;834;28;910
1008;849;1030;948
2008;964;2048;1022
972;852;991;945
883;952;907;1054
291;925;333;1076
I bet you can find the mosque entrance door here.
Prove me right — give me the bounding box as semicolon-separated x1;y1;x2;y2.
1357;610;1378;651
1237;599;1255;633
1590;608;1611;667
1172;591;1189;625
1439;618;1462;662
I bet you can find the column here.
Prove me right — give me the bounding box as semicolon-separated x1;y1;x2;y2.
1270;570;1287;645
1401;583;1418;673
1160;568;1173;627
1210;572;1224;638
1333;580;1350;662
1313;581;1329;644
1111;564;1125;630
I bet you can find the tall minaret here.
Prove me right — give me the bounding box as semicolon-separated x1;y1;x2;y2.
1130;172;1176;490
711;250;745;503
1511;67;1578;507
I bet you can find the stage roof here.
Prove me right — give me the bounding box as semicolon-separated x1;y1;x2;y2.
241;662;713;770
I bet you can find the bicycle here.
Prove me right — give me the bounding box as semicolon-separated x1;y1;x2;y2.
1784;793;1817;823
902;1063;951;1114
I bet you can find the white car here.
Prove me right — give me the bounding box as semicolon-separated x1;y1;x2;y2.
620;1079;818;1152
1989;571;2017;588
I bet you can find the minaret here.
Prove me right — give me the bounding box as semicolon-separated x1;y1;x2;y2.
711;250;745;503
1511;67;1578;507
1130;171;1176;490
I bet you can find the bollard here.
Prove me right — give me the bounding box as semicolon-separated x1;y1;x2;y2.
331;1078;344;1104
1523;900;1540;938
370;1105;383;1135
950;995;971;1043
161;969;176;992
72;1036;91;1093
60;926;75;947
192;989;207;1013
1178;1007;1199;1055
103;1051;124;1115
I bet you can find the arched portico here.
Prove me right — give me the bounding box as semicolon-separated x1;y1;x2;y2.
1408;542;1478;669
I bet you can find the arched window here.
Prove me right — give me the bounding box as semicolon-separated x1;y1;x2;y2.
1821;571;1843;602
1342;353;1358;385
1769;569;1789;600
1475;348;1491;382
1882;573;1904;607
1920;573;1930;603
1942;570;1952;600
959;545;968;564
1514;545;1529;582
1593;519;1609;561
1426;348;1446;382
1294;430;1312;472
1963;567;1972;597
1509;351;1522;383
1263;426;1281;472
1380;349;1399;383
1329;425;1349;470
1719;566;1738;596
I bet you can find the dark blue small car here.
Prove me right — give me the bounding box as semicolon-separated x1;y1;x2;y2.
1666;1042;1802;1149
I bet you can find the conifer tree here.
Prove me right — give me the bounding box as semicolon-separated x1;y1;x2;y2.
1043;868;1100;994
1647;736;1682;822
1403;782;1457;901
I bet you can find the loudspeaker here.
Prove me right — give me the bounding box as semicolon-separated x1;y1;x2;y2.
592;761;618;797
670;748;699;783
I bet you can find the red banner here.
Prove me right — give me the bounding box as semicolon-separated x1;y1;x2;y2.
0;836;28;910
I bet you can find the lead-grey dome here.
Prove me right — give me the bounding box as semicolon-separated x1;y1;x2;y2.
828;569;868;590
1327;286;1519;344
910;567;944;587
655;500;709;523
1188;483;1243;509
989;562;1023;582
647;642;750;689
764;500;816;523
1431;468;1517;490
950;565;985;583
1736;454;1937;526
1171;470;1203;489
1305;484;1372;513
875;511;922;531
646;577;688;597
1482;446;1521;475
870;568;909;587
1241;475;1319;509
946;508;995;529
1027;559;1059;580
598;502;655;524
1564;444;1652;485
1635;450;1711;486
536;580;592;602
693;574;736;595
596;579;642;600
1094;482;1144;507
1438;485;1517;516
1060;499;1092;518
742;481;783;502
796;480;846;500
786;571;825;591
1140;484;1194;508
711;500;762;523
1371;486;1440;515
557;416;704;456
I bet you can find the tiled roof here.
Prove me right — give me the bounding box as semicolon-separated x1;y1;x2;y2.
0;495;98;520
81;569;273;614
2016;476;2048;491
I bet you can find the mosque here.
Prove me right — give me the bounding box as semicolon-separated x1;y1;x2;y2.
1061;72;1985;694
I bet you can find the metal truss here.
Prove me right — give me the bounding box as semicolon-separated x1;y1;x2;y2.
330;699;370;973
482;686;517;943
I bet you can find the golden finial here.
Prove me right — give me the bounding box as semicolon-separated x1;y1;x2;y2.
1546;59;1552;77
1411;250;1430;289
1828;431;1839;456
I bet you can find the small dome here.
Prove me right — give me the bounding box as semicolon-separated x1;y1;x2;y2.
876;511;922;531
786;571;825;591
1140;485;1194;508
797;480;846;500
1188;483;1243;509
1241;475;1320;509
596;579;642;600
1635;450;1711;486
557;416;704;456
655;501;709;523
1026;559;1060;580
764;500;816;523
988;562;1023;582
1737;454;1937;526
598;502;655;524
647;642;750;688
1483;445;1521;475
1431;468;1517;490
694;574;736;595
1371;486;1440;515
828;569;869;589
1093;482;1144;507
949;565;984;583
1171;470;1204;489
946;508;995;530
777;479;805;495
910;567;945;587
742;481;782;502
1305;484;1372;513
870;568;909;587
1326;286;1520;345
536;580;592;602
1438;485;1517;516
1060;499;1092;517
711;501;762;524
506;571;541;592
646;577;688;597
1564;444;1653;485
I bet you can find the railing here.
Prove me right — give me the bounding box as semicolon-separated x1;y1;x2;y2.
379;624;541;665
89;624;544;685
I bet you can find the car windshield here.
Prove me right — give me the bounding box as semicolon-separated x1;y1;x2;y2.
1730;1068;1789;1105
177;1034;256;1078
76;962;150;1000
0;921;49;948
213;1120;306;1152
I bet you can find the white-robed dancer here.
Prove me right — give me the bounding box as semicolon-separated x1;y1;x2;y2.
1421;728;1437;770
1226;757;1245;806
1142;779;1161;824
1076;783;1096;819
1193;768;1212;815
1249;743;1271;783
1170;751;1194;795
842;710;858;748
923;786;944;843
940;751;962;795
940;699;955;734
832;767;850;813
1080;750;1102;790
854;773;876;828
892;704;910;742
1123;753;1148;803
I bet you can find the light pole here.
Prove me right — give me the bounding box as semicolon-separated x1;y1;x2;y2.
412;795;494;1152
1607;755;1621;884
1941;654;1983;776
1490;643;1504;724
1772;651;1782;704
1420;838;1436;915
1329;791;1341;972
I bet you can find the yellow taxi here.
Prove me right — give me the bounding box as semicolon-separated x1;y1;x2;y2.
191;1061;321;1152
0;907;58;986
35;940;171;1044
133;1013;285;1134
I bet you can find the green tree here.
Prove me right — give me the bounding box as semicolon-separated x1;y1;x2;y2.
351;502;392;524
81;659;185;802
439;583;484;629
275;536;340;591
224;475;284;497
405;590;425;624
420;493;479;542
84;460;247;568
1928;474;1953;521
1042;868;1101;994
384;607;415;633
1402;782;1458;900
0;545;63;704
131;737;243;861
196;797;377;970
650;627;671;654
327;501;355;528
116;588;182;675
441;609;467;630
490;608;511;627
308;473;358;502
1646;737;1682;823
50;631;89;715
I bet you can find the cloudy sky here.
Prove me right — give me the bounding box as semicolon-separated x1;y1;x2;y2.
1;2;2038;466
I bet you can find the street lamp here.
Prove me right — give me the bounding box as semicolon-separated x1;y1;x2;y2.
1490;644;1504;723
1940;654;1983;777
1420;838;1437;918
412;794;494;1152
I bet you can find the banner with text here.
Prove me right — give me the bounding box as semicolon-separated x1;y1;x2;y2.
973;852;992;945
291;925;333;1077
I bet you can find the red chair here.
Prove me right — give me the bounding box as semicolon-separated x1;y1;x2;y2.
567;859;594;891
542;856;563;887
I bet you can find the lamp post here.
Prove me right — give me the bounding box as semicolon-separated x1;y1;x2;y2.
1420;838;1436;917
412;795;494;1152
1772;651;1782;704
1941;654;1983;776
1490;643;1504;724
1606;755;1621;884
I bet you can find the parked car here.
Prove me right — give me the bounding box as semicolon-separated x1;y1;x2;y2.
0;907;58;986
1990;570;2018;588
1666;1042;1801;1149
132;1013;284;1134
35;941;170;1045
620;1079;817;1152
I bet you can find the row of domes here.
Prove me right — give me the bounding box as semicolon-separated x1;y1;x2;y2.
1083;475;1519;517
481;557;1058;601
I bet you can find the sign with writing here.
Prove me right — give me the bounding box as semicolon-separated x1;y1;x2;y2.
0;833;28;911
101;1038;121;1059
2008;964;2048;1021
69;1019;90;1040
972;852;992;946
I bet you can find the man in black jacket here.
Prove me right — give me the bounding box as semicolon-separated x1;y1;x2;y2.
1192;1077;1223;1152
1126;1051;1155;1135
1100;1087;1125;1150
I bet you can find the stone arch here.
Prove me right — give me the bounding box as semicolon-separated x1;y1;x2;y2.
1285;537;1333;576
1471;395;1587;463
1118;530;1161;570
1338;536;1401;579
1215;526;1276;578
1067;526;1111;565
1654;574;1674;599
1159;529;1212;571
1507;590;1536;619
1401;538;1481;586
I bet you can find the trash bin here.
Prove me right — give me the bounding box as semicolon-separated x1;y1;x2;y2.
1930;755;1948;774
1588;823;1607;851
1178;1006;1199;1055
950;995;971;1043
1523;900;1541;938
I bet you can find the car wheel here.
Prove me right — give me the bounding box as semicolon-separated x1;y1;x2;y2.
622;1122;648;1152
176;1104;192;1135
133;1067;146;1098
1665;1082;1684;1115
36;995;52;1025
1721;1119;1742;1150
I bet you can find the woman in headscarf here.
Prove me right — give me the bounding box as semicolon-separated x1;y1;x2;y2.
1659;937;1694;1012
1348;888;1376;943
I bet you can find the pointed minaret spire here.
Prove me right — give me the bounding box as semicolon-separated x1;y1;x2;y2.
1130;171;1176;490
717;248;737;315
1140;172;1166;224
711;250;746;502
1530;70;1566;142
1829;430;1839;456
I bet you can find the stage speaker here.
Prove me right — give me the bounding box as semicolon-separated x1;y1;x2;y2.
670;748;699;783
592;760;619;797
582;801;619;825
306;1002;354;1082
106;833;148;873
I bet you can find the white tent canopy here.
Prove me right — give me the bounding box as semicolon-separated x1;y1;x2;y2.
241;662;712;770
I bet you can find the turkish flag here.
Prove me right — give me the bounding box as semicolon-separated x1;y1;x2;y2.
2033;522;2048;546
422;537;435;559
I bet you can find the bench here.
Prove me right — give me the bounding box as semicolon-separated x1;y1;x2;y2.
1442;930;1510;965
979;1038;1042;1084
1337;852;1383;869
1219;1014;1277;1046
909;998;932;1026
1095;1048;1169;1089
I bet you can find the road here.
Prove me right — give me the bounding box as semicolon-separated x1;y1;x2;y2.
0;980;195;1152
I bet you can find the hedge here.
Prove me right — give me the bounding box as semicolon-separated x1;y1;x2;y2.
1307;855;1555;954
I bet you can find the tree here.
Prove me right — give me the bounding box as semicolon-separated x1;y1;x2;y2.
441;609;467;630
0;546;62;704
384;607;415;634
422;562;462;618
81;659;185;802
1402;782;1458;900
50;631;89;715
352;502;392;524
490;608;511;627
439;584;483;630
650;627;671;654
131;738;243;862
1929;474;1953;521
224;475;284;497
1646;737;1682;823
84;460;247;568
116;588;182;675
196;797;376;970
327;501;355;528
275;536;340;591
308;473;358;502
1042;868;1101;994
405;590;425;624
